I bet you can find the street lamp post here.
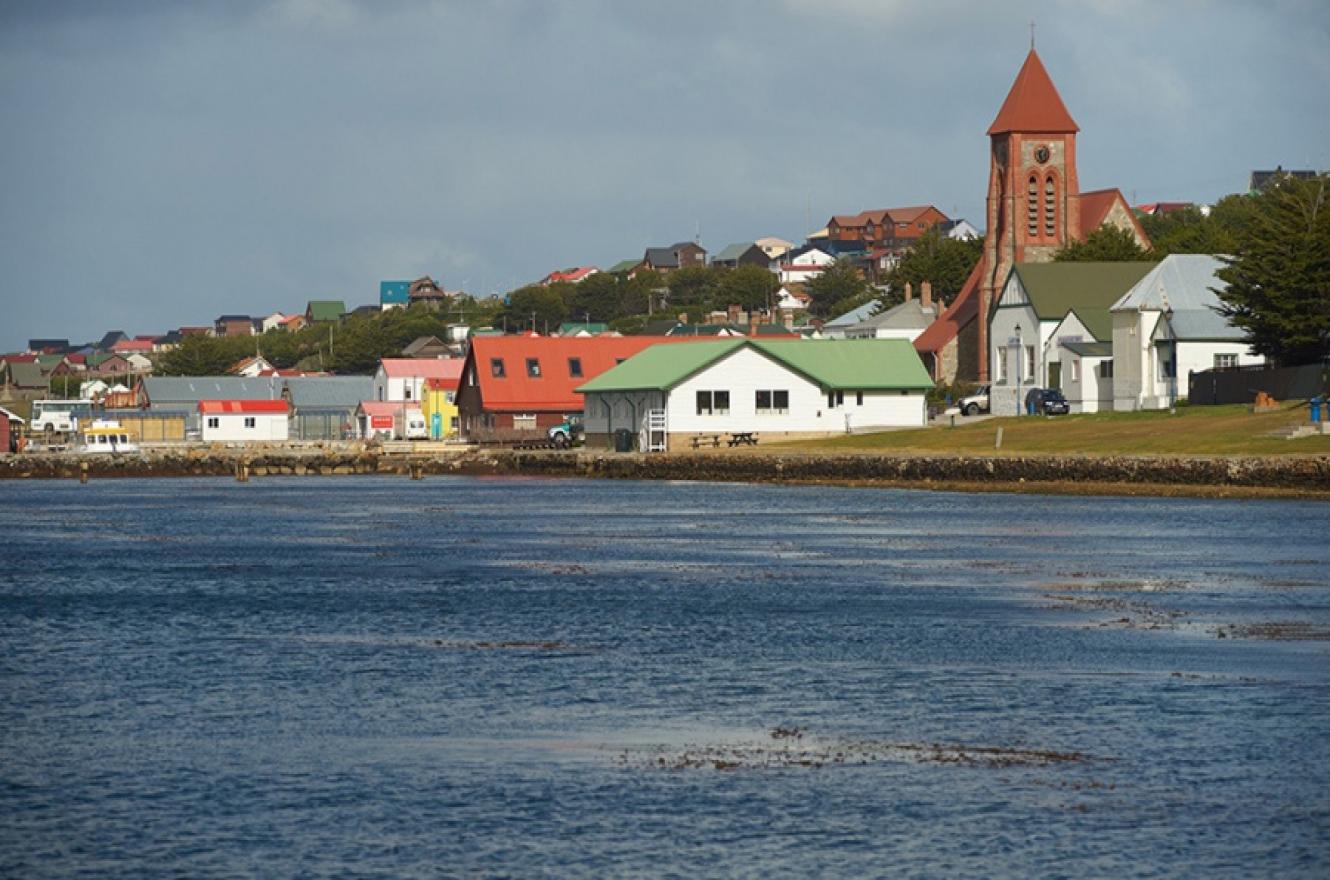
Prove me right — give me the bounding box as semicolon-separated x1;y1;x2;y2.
1164;306;1176;415
1014;322;1023;417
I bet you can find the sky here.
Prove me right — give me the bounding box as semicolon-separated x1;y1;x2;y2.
2;0;1328;351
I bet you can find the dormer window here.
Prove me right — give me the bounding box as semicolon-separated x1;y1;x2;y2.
490;358;506;378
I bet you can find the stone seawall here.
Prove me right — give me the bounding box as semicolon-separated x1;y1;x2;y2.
3;448;1330;495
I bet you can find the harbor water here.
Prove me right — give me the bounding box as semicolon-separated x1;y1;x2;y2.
2;476;1328;877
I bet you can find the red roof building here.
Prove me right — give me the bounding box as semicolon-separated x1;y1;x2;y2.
378;358;464;380
199;399;290;414
456;336;693;437
541;267;600;285
914;48;1151;384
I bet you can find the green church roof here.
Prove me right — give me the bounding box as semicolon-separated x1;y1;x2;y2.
1007;262;1157;341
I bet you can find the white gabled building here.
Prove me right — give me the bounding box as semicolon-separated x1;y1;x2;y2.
988;262;1156;416
577;338;933;451
198;399;290;443
373;358;463;404
1109;255;1264;411
777;247;835;285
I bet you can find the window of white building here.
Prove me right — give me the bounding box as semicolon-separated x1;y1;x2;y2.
696;391;730;415
755;390;789;414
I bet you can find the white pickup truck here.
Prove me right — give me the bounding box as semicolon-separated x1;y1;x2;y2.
958;385;990;416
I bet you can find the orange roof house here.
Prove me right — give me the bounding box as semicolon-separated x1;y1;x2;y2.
914;47;1150;384
455;335;694;437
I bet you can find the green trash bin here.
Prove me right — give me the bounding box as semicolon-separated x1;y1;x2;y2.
613;428;634;452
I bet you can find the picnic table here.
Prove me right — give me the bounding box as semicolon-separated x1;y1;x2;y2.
690;434;722;449
727;432;759;447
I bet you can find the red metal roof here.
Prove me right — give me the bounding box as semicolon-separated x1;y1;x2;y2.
543;266;599;284
1075;188;1151;247
379;358;464;380
987;49;1078;135
465;335;695;412
424;376;460;392
356;401;420;417
914;260;984;355
198;399;289;414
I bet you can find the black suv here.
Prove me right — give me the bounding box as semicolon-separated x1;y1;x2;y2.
1024;387;1070;416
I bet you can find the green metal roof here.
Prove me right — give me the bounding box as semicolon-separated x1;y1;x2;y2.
606;259;641;274
558;321;609;335
713;241;756;262
1007;262;1157;341
578;338;933;393
306;300;346;321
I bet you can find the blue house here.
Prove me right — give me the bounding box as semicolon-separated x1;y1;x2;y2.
380;281;411;310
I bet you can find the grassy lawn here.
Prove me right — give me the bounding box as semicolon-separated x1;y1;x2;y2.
781;403;1330;456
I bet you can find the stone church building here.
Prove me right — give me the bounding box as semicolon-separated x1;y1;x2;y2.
914;48;1150;383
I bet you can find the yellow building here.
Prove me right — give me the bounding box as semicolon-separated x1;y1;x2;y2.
422;378;459;439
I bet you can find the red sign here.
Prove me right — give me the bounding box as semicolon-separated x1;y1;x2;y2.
370;415;393;429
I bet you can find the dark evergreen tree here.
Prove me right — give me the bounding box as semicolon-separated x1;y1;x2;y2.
885;228;982;307
806;258;870;318
716;264;780;312
1216;175;1330;365
1054;224;1151;262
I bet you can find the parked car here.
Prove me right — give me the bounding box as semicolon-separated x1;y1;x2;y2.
547;417;584;448
1024;387;1070;415
958;384;990;416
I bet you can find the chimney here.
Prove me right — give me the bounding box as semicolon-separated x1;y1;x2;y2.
921;281;933;311
904;281;914;302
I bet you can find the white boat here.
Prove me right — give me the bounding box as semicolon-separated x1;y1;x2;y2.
80;420;139;454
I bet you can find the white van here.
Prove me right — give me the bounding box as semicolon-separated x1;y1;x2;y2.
394;409;428;440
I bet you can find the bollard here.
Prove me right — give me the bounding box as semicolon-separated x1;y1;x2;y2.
995;427;1004;449
80;461;89;484
949;414;956;429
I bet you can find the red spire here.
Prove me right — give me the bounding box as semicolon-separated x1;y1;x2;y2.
987;49;1078;135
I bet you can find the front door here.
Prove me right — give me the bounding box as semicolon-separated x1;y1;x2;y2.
1048;361;1062;390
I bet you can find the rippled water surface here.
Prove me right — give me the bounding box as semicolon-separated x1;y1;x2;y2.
2;476;1329;877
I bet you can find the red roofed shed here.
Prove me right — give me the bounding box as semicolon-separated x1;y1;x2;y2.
198;399;290;443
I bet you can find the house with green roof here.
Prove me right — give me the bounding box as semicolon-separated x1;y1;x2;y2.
989;261;1156;415
577;338;933;450
305;300;347;323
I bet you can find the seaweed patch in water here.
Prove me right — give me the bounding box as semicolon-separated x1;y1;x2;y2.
1214;622;1330;641
616;729;1097;772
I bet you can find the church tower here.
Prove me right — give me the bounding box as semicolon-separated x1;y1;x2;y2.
977;48;1080;381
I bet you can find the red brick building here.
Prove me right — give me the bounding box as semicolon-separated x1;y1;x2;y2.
915;48;1150;383
826;205;949;251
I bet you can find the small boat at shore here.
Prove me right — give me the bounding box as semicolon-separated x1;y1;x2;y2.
80;421;138;454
